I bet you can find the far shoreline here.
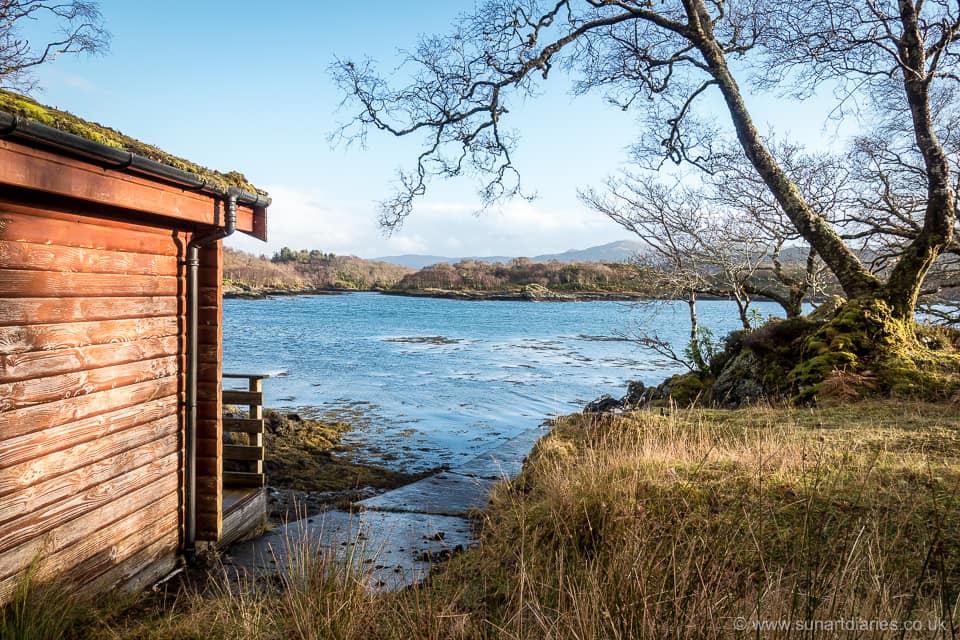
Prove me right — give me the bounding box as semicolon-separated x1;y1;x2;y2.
224;285;654;302
222;286;778;304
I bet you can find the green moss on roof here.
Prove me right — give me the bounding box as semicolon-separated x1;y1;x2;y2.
0;90;263;195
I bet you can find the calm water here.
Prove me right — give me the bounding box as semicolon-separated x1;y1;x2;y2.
224;293;782;471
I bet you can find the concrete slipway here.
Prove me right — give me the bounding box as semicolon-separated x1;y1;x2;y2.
225;425;548;590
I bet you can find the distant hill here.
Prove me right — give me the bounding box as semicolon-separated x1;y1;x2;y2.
372;254;510;270
392;257;648;296
534;240;646;264
374;240;644;269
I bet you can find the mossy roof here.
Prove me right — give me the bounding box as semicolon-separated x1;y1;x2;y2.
0;90;263;195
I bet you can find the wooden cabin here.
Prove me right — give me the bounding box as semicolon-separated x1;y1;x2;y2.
0;92;271;602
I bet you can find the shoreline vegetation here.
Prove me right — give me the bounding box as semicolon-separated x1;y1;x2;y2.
223;247;656;301
225;247;960;307
19;398;960;639
224;284;652;302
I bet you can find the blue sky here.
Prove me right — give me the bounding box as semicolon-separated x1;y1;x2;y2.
25;1;851;259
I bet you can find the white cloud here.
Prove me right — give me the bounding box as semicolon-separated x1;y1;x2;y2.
227;184;631;259
227;185;381;257
385;234;428;254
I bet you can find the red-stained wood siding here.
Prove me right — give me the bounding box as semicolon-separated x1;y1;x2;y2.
0;205;188;601
195;242;222;542
0;140;263;239
0;133;258;602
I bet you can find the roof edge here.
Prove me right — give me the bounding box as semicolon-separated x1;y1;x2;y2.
0;110;270;210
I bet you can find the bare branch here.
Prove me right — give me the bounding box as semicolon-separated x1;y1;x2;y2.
0;1;109;91
333;0;958;319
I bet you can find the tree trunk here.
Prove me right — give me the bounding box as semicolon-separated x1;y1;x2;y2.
686;1;883;303
786;289;804;319
687;291;699;343
733;291;750;330
881;0;957;319
687;291;709;372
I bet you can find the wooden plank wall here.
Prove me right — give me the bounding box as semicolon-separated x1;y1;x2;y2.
0;203;185;601
196;242;223;541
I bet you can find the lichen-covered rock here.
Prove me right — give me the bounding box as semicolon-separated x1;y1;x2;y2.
712;349;766;407
655;372;709;407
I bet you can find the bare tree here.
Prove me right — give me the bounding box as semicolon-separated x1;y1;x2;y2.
835;94;960;324
0;1;108;91
706;141;842;317
333;0;958;323
702;212;774;327
580;175;710;341
580;173;769;371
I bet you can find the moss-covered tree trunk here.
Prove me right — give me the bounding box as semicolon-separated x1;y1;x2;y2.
687;0;954;322
879;1;957;319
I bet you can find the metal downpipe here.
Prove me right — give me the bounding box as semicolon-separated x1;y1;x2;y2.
185;193;238;559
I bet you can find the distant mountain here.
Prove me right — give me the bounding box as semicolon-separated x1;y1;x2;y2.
374;240;645;269
532;240;646;264
370;254;512;269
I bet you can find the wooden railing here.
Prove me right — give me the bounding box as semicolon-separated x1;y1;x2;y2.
222;373;269;488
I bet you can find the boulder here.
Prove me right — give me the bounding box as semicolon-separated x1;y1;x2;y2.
583;394;622;414
520;283;570;301
655;372;708;407
712;349;765;407
621;380;653;408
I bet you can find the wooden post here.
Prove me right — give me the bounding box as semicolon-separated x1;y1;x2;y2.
248;376;263;476
222;373;268;488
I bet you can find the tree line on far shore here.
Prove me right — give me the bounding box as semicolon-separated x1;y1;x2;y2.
224;247;646;293
223;245;838;300
223;247;412;292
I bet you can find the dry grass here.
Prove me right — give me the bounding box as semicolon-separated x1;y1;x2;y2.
434;400;960;638
10;400;960;639
0;554;84;640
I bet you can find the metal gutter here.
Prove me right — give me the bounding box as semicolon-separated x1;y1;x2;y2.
0;110;270;208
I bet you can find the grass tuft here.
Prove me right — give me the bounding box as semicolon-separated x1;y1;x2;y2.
0;554;85;640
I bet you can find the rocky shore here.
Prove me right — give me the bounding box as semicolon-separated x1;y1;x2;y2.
223;283;350;299
224;281;730;302
226;408;438;522
225;282;647;301
255;375;660;523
